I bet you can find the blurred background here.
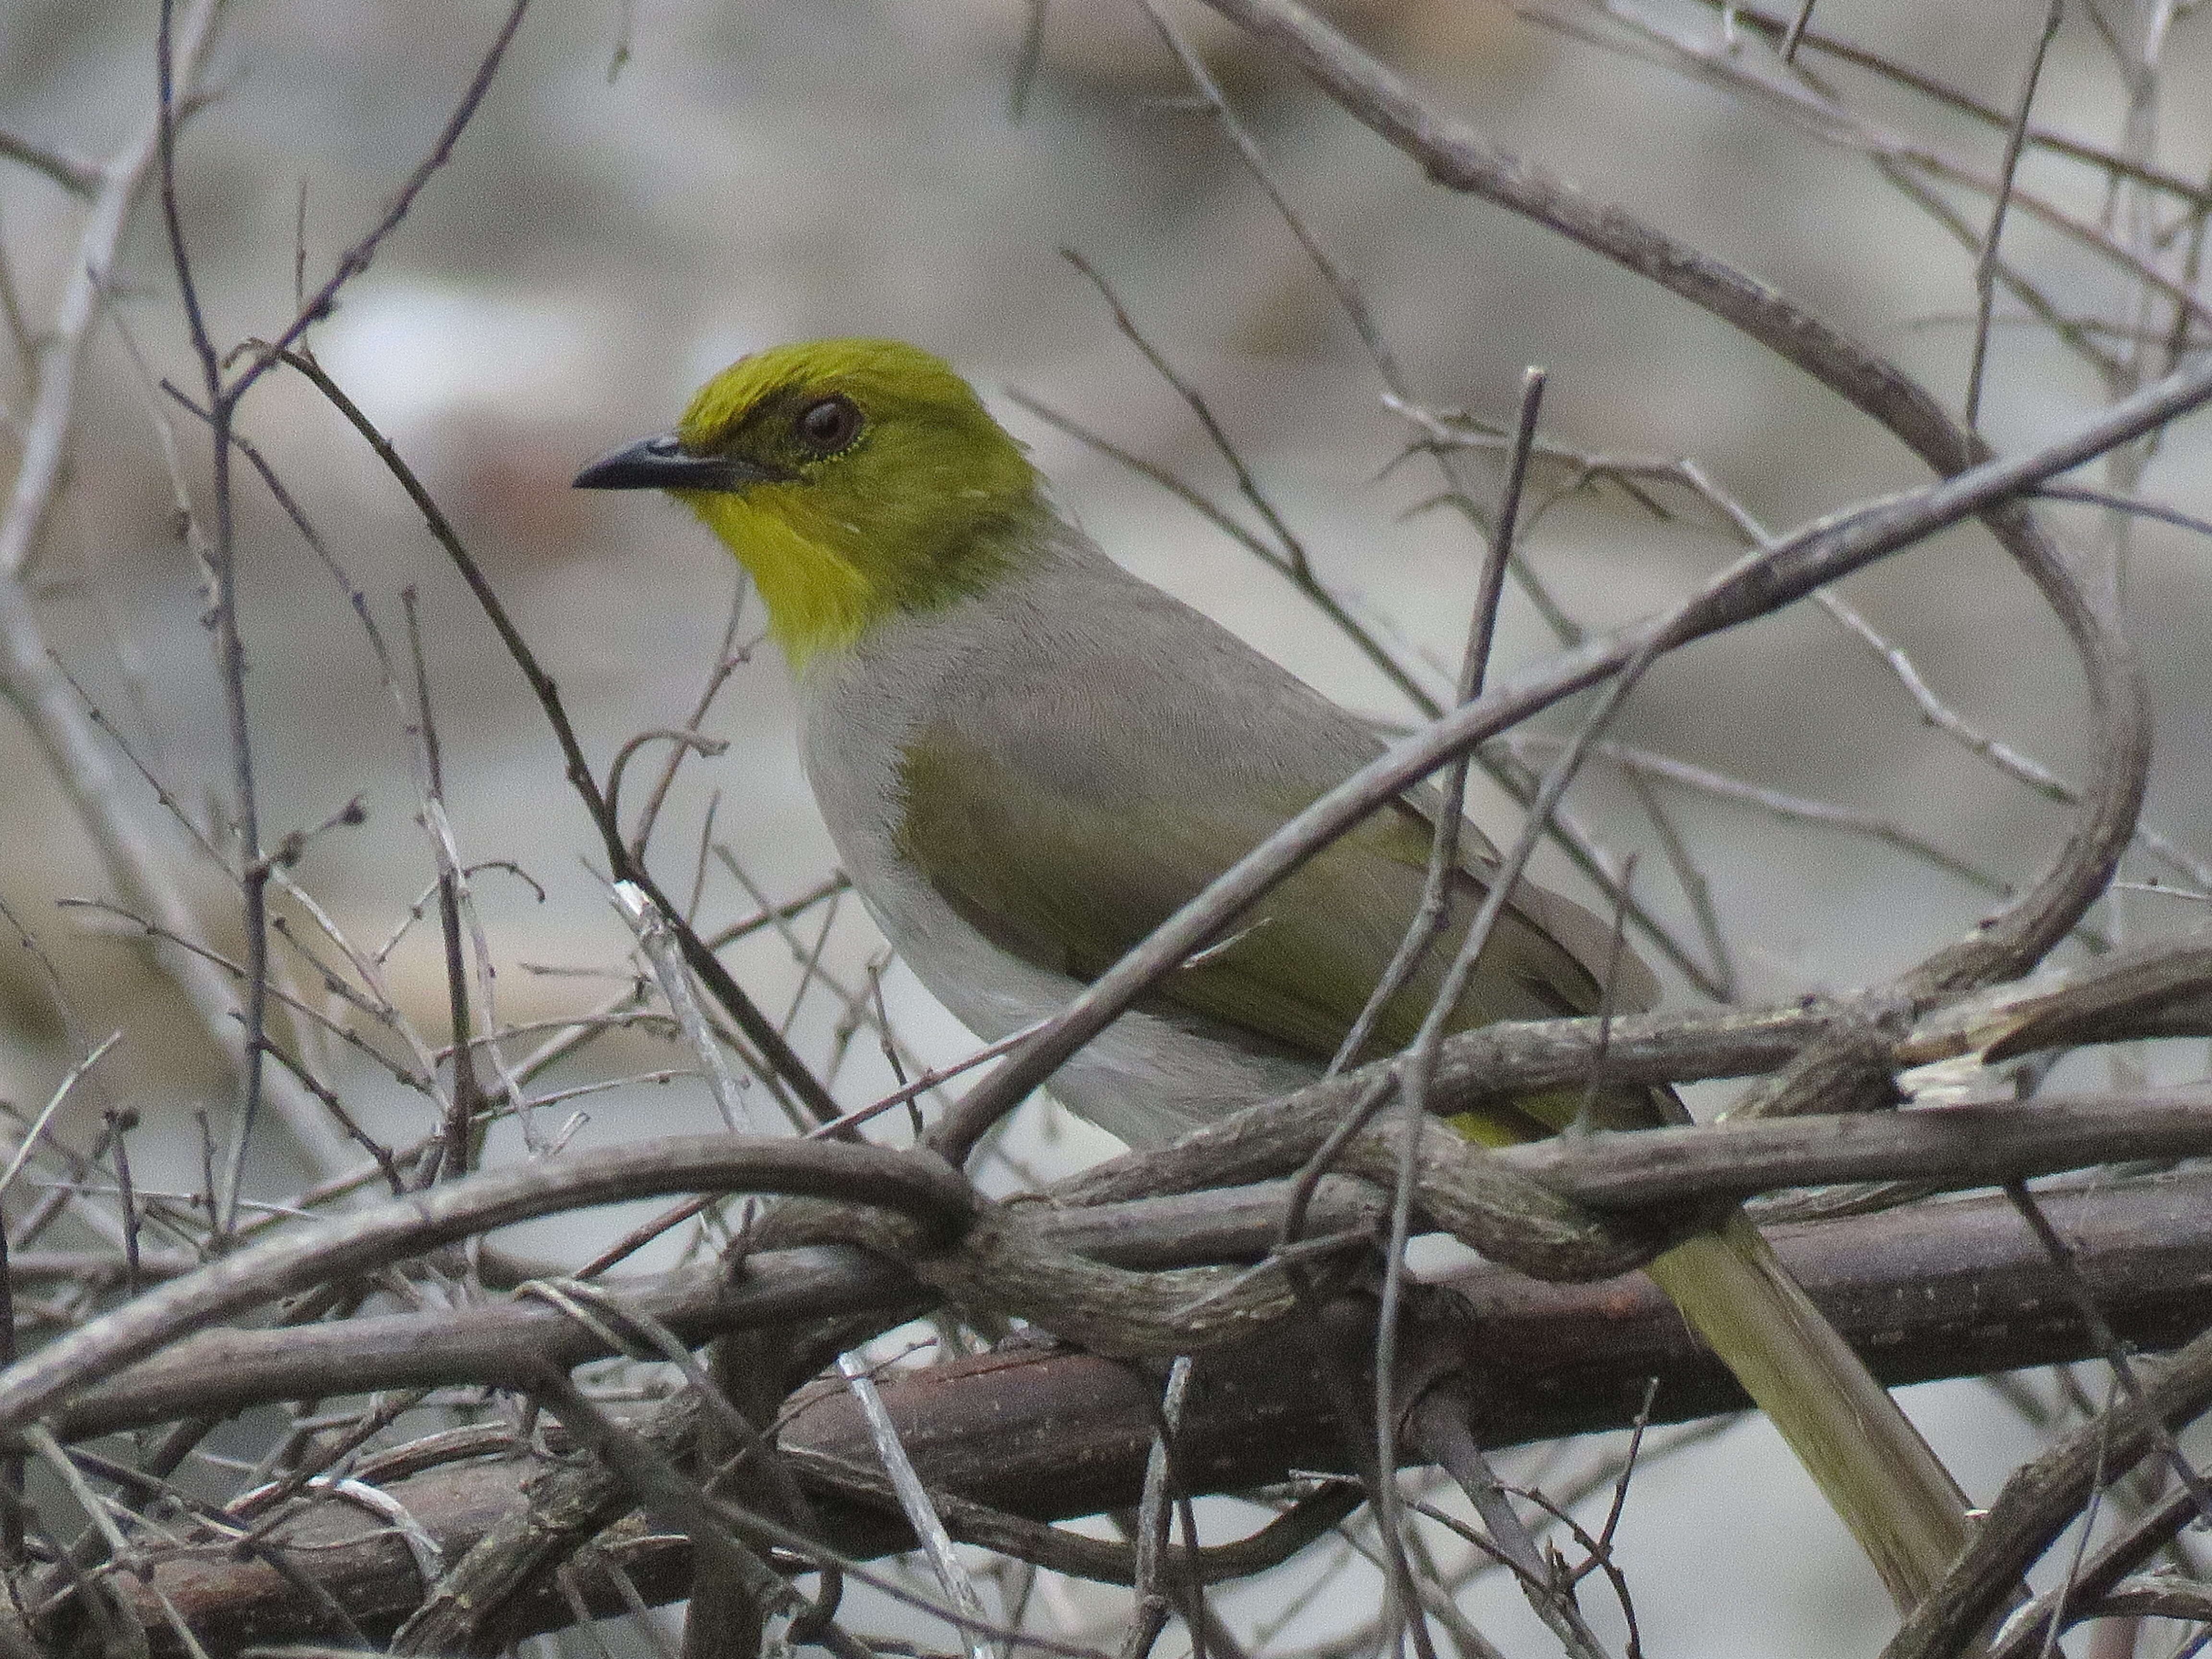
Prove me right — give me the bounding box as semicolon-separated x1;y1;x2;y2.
3;0;2211;1654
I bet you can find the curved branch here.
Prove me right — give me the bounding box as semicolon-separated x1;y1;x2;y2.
46;1107;2212;1436
1195;0;2150;1005
0;1137;972;1436
35;1168;2212;1656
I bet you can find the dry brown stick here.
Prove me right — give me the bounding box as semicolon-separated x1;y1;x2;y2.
270;347;842;1127
382;1403;694;1657
41;1107;2212;1441
790;1465;1363;1588
1056;945;2212;1211
1880;1319;2212;1659
0;1136;973;1437
50;1169;2212;1656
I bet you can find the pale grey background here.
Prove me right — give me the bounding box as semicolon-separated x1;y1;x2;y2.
3;1;2209;1654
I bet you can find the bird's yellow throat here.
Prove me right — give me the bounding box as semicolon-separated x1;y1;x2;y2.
677;485;881;666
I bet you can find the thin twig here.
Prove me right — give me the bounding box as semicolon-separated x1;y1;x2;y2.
839;1350;995;1659
272;347;842;1124
1695;0;2212;209
2003;1180;2212;1528
158;0;272;1243
630;577;749;859
403;588;491;1177
1965;0;2066;428
613;882;757;1134
1332;368;1544;1075
0;1033;123;1202
1121;1355;1195;1659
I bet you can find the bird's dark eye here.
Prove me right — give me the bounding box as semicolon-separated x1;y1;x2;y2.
794;395;862;455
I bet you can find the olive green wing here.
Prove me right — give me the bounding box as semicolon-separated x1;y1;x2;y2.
893;719;1648;1082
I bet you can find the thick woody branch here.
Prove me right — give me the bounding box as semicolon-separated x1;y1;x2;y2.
34;937;2206;1413
42;1093;2212;1435
54;1169;2212;1656
0;1138;973;1438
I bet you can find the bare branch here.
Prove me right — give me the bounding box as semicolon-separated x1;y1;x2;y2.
1882;1318;2212;1659
31;1171;2212;1654
0;1137;974;1437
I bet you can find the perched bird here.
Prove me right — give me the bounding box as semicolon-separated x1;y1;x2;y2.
577;337;1969;1606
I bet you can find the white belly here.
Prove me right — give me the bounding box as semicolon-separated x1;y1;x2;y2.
793;588;1317;1149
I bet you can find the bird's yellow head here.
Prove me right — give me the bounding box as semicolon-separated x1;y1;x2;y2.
575;338;1044;666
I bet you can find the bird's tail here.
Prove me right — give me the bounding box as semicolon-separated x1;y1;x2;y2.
1644;1210;1972;1611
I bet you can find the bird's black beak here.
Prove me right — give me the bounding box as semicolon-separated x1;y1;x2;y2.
572;432;786;492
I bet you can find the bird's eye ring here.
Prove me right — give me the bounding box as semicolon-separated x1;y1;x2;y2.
794;395;863;455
